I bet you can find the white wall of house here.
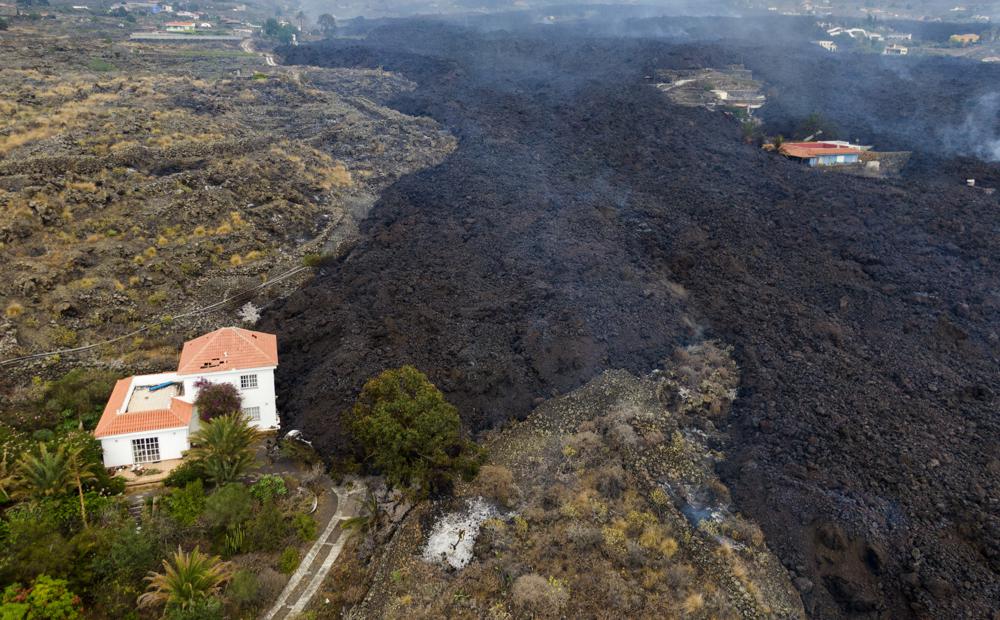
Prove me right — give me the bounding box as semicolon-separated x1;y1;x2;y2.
100;427;190;468
180;366;279;430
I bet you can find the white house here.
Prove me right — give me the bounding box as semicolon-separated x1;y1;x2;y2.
94;327;280;468
164;21;196;31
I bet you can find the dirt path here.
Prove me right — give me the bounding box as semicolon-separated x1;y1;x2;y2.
261;484;363;620
240;38;277;67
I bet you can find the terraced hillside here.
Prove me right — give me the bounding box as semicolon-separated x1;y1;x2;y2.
0;24;455;381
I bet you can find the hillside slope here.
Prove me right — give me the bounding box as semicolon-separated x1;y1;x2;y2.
266;19;999;618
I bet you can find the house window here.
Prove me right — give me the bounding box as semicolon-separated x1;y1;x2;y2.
131;437;161;464
243;406;261;422
240;374;258;390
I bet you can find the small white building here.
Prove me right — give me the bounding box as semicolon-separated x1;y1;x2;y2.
164;21;195;31
95;327;280;468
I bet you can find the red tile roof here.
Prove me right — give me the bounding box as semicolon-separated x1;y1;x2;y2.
779;142;862;159
94;378;194;438
176;327;278;375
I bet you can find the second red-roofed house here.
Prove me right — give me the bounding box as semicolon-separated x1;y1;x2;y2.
778;141;863;167
94;327;279;468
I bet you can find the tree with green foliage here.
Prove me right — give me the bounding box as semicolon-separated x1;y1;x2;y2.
317;13;336;36
192;379;241;422
346;366;481;499
13;442;74;499
189;414;259;484
262;17;297;44
41;368;117;431
1;575;83;619
0;17;8;31
137;547;232;613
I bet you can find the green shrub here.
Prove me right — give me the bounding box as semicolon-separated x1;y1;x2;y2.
164;480;206;526
0;506;74;583
204;484;252;532
163;596;223;620
1;575;83;619
277;547;300;575
164;460;205;488
41;368;117;431
249;474;287;503
226;569;260;608
222;524;247;557
277;438;320;466
87;58;117;72
301;252;338;268
246;500;288;552
292;513;316;542
90;521;159;586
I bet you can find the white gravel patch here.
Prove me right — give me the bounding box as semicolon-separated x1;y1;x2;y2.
421;497;498;570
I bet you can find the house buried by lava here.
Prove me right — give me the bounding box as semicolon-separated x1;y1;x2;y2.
767;140;911;177
654;65;766;113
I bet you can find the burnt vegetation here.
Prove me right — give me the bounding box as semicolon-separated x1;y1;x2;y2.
264;13;999;619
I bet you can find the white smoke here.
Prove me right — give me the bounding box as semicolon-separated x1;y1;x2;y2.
943;92;1000;162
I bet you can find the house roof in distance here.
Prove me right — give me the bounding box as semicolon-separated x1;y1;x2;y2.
780;142;862;159
177;327;278;375
94;377;194;438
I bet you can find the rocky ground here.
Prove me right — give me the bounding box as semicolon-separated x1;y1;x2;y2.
0;22;454;391
316;345;804;619
265;16;999;619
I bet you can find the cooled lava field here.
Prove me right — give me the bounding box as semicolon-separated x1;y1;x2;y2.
261;14;1000;618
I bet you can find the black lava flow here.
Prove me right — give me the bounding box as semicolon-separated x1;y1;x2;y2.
261;15;1000;619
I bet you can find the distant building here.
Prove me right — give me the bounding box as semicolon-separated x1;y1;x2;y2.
887;32;912;40
884;44;909;55
950;33;980;45
164;20;195;31
197;21;211;28
814;40;838;51
779;142;862;167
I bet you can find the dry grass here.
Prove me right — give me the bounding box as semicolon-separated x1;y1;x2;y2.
5;302;25;319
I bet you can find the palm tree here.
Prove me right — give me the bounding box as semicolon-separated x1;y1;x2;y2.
13;443;99;525
138;546;233;611
189;413;260;484
0;449;15;502
341;489;381;534
14;442;74;499
66;445;99;527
